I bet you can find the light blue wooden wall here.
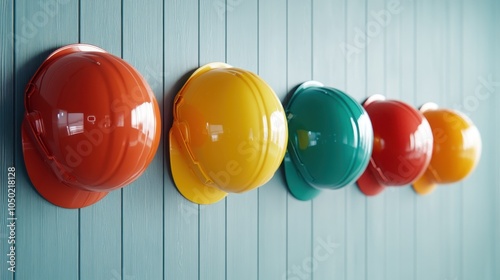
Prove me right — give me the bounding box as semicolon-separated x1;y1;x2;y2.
0;0;498;279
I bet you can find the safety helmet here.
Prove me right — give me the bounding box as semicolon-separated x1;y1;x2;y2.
357;95;433;196
413;103;481;195
284;81;373;200
22;44;161;208
169;62;287;204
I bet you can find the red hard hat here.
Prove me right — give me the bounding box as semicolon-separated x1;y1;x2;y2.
357;95;433;196
22;44;161;208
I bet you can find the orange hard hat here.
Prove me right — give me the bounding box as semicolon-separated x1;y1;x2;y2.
413;103;482;194
22;44;161;208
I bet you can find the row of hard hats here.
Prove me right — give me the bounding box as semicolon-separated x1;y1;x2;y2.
284;83;481;200
22;44;481;209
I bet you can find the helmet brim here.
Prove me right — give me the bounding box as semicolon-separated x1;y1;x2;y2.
412;102;439;195
22;119;108;209
284;81;325;201
356;167;386;196
412;174;437;195
284;152;321;201
169;129;228;204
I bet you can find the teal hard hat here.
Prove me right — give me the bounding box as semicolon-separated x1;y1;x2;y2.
284;81;373;200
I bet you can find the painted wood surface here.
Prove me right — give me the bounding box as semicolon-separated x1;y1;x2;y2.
0;0;498;279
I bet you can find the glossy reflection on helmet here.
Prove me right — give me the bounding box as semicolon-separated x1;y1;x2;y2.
357;95;433;196
284;81;373;201
22;44;161;208
412;103;482;195
169;62;288;205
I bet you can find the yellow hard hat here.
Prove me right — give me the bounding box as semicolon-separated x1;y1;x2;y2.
169;62;288;204
413;103;482;195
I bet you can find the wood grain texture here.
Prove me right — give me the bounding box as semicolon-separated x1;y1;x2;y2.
163;1;199;280
258;0;288;279
13;1;80;280
462;0;497;279
495;2;500;279
0;0;498;279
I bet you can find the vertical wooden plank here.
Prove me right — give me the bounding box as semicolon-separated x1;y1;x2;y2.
0;0;15;279
462;0;497;278
14;0;79;279
495;2;500;279
383;0;405;279
440;0;463;279
345;0;367;279
122;0;164;279
414;1;447;280
199;200;225;280
80;0;121;54
198;1;226;280
286;0;313;279
313;0;347;89
258;0;288;279
78;1;123;279
398;0;416;279
413;1;443;280
258;178;287;280
311;0;347;279
365;0;387;279
164;1;199;279
225;0;259;279
384;0;415;279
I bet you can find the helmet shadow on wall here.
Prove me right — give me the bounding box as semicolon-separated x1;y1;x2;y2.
14;49;54;178
282;83;302;109
277;83;305;194
163;68;197;181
